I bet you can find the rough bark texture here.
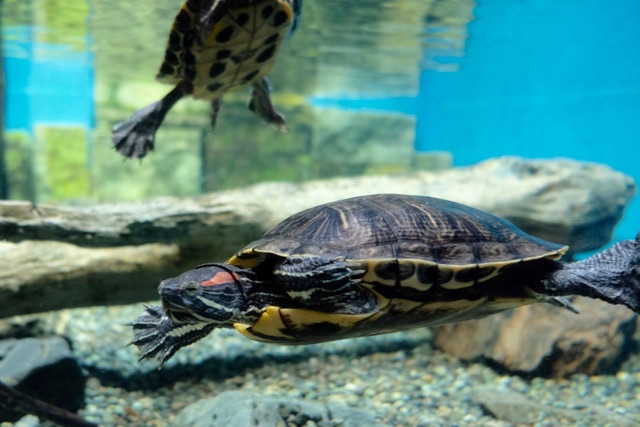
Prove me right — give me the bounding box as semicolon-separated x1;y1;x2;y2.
0;157;636;318
0;241;181;318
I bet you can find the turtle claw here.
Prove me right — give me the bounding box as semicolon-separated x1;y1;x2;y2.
112;83;186;159
536;294;580;313
129;304;216;367
112;105;159;159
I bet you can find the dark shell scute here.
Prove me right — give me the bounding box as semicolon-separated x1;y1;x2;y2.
253;237;304;256
507;237;560;259
374;261;396;281
175;10;192;31
236;12;250;27
181;51;196;66
256;45;277;63
396;242;434;258
432;244;477;265
454;266;497;284
416;264;439;285
347;245;393;260
435;269;454;286
169;32;182;51
164;49;180;66
216;49;232;60
216;26;238;43
230;55;245;65
475;242;524;261
158;63;175;76
209;62;227;78
182;31;196;49
398;261;416;281
261;5;275;20
271;11;289;27
296;321;344;336
476;266;497;280
242;70;260;83
184;66;196;81
185;0;199;11
264;33;280;45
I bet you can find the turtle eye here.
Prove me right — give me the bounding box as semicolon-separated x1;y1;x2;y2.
183;282;199;296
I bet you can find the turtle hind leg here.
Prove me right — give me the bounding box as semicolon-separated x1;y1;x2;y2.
112;83;188;159
273;255;378;314
210;98;222;128
543;233;640;313
248;78;287;131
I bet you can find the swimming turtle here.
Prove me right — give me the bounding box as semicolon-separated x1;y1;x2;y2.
112;0;302;159
130;194;640;365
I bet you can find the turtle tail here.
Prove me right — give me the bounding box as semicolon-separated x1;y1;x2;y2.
542;233;640;313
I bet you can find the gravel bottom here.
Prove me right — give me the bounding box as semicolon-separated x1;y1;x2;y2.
3;304;640;427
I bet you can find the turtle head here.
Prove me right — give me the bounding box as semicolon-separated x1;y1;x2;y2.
158;264;248;325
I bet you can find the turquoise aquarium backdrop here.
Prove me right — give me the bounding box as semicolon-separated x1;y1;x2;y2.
311;0;640;243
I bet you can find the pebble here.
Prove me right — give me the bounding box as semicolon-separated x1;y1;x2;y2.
1;304;639;427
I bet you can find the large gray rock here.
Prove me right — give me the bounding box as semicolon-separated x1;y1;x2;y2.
0;337;85;421
173;390;385;427
472;387;638;426
0;157;635;317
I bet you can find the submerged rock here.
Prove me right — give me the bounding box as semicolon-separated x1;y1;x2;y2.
173;390;385;427
0;336;85;421
433;297;637;378
472;387;638;426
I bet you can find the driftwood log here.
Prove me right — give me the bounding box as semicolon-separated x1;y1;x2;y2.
0;157;636;318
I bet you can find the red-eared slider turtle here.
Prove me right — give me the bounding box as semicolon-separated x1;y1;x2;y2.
130;194;640;365
112;0;302;159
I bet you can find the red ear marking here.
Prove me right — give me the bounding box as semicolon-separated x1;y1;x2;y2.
201;271;240;287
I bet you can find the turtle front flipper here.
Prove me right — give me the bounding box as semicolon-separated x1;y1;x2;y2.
248;79;287;131
273;255;378;314
541;233;640;313
112;83;188;159
129;304;216;367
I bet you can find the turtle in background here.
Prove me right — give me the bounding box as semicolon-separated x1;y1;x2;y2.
129;194;640;366
112;0;302;159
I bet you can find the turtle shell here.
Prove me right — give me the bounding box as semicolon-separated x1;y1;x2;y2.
229;193;566;283
228;194;568;343
157;0;300;100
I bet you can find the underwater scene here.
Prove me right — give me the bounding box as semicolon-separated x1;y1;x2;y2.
1;0;639;426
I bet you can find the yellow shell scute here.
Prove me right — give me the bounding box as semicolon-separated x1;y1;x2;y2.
234;306;294;343
279;307;373;329
235;303;386;344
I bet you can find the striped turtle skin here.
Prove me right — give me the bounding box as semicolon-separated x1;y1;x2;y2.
130;194;640;366
113;0;302;159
